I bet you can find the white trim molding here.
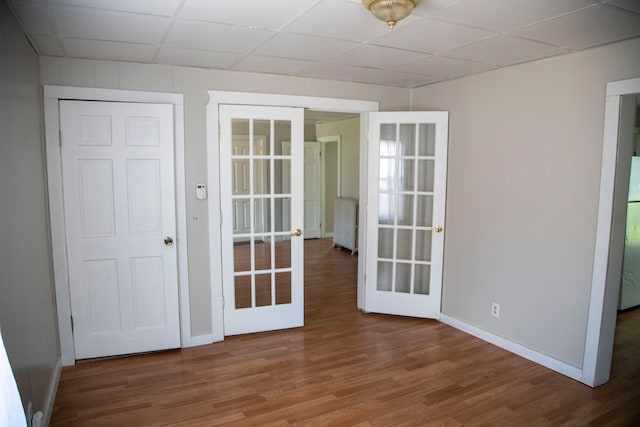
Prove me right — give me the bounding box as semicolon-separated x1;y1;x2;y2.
43;86;192;364
584;77;640;387
206;91;378;341
441;314;583;382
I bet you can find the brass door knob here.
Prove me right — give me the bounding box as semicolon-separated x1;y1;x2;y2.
290;228;302;237
427;225;443;233
164;236;174;246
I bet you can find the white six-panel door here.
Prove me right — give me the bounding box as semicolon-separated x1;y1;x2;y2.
60;100;180;359
304;141;322;239
220;104;305;335
365;111;449;318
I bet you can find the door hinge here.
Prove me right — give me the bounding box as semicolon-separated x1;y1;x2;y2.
366;131;370;141
218;123;221;138
220;210;223;225
364;275;367;284
59;130;62;146
70;316;74;333
222;296;225;308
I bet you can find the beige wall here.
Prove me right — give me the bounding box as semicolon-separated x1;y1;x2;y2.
412;37;640;368
317;117;361;199
0;0;59;420
39;57;409;337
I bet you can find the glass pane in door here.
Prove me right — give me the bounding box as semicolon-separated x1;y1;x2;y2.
230;117;294;310
376;121;437;296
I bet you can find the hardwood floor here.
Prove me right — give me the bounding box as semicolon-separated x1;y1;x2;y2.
51;238;640;426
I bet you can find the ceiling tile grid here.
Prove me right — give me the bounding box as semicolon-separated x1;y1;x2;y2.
5;0;640;88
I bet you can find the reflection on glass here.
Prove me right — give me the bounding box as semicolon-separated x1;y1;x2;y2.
274;120;291;155
397;229;413;260
416;195;433;227
254;238;271;270
397;194;414;226
274;159;291;194
377;261;392;291
418;124;436;157
396;263;411;293
417;159;434;192
275;272;292;304
231;159;250;195
398;159;415;192
378;228;394;259
274;237;291;269
253;159;271;194
233;198;251;235
379;158;395;192
231;120;249;154
255;274;272;307
234;275;251;309
254;199;270;233
254;120;271;155
415;230;432;262
414;264;430;295
399;124;416;156
233;237;251;272
274;197;291;232
378;193;394;225
380;124;396;156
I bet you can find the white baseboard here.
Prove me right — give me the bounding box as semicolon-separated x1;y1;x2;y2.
440;314;585;384
43;358;62;427
182;334;217;348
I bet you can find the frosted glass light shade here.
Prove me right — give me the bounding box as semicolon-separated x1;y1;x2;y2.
362;0;421;28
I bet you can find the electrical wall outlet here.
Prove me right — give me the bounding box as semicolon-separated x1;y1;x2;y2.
491;303;500;318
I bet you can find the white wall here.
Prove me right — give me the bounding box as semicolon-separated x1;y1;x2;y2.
39;57;409;337
412;37;640;368
0;0;59;421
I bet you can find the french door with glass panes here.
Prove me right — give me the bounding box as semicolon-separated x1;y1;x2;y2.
219;105;304;335
365;112;448;318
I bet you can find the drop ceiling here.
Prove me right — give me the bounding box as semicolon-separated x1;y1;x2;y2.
7;0;640;89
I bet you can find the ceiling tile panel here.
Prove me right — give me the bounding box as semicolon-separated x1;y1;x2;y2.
356;69;441;87
48;6;171;44
62;38;157;62
179;0;318;30
10;2;53;35
510;5;640;49
31;35;63;56
157;47;242;69
297;62;381;83
231;55;315;75
394;56;496;79
46;0;182;16
444;35;567;66
166;20;273;53
370;17;495;53
427;0;597;31
253;33;357;61
283;0;400;42
607;0;640;14
329;45;428;69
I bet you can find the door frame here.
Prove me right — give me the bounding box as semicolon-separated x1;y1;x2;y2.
44;86;191;366
206;91;378;341
318;135;341;238
585;77;640;386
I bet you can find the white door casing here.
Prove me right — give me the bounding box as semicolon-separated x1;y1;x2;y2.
60;100;181;359
219;104;305;335
364;111;449;318
304;141;322;239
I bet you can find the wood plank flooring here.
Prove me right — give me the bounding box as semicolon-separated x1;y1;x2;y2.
51;238;640;426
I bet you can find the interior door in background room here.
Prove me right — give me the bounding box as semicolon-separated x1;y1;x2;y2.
365;111;449;318
60;100;180;360
219;104;305;335
304;141;322;239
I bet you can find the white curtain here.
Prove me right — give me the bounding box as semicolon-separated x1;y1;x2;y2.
0;328;27;427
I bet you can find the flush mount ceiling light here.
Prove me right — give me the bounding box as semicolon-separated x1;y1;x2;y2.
362;0;421;29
